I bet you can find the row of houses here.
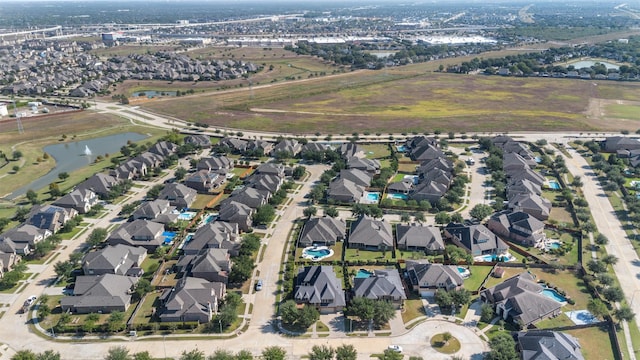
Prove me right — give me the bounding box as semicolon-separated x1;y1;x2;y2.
493;136;552;224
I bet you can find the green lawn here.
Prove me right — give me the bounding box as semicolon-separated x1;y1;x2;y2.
190;194;217;210
606;104;640;120
401;299;426;324
361;144;391;160
343;248;394;262
132;292;160;324
463;265;493;291
535;313;575;328
565;325;617;360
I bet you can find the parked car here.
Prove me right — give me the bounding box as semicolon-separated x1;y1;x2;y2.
25;295;37;306
387;345;403;353
255;279;263;291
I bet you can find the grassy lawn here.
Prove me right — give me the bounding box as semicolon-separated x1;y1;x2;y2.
430;333;462;354
316;321;329;332
483;267;529;289
463;265;493;291
361;144;391;160
397;162;418;173
401;298;425;324
294;243;342;263
565;325;617;360
549;206;576;227
535;313;575;328
190;194;217;210
343;248;394;262
606;104;640;120
57;226;85;240
132;292;160;324
395;249;431;261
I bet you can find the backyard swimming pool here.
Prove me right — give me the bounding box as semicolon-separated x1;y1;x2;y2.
546;240;562;250
302;246;334;261
364;192;381;203
387;193;408;200
457;266;470;278
542;288;567;303
396;145;407;152
355;269;374;279
162;231;177;244
177;211;196;221
548;180;561;190
474;253;516;262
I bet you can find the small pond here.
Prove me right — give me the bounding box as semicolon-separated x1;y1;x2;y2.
8;132;148;199
567;60;620;70
131;90;177;98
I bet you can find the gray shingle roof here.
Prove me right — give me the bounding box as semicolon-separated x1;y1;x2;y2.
405;261;463;290
61;274;138;311
518;331;585;360
295;265;346;308
82;244;146;276
298;217;346;247
349;216;393;248
353;269;406;301
396;224;444;251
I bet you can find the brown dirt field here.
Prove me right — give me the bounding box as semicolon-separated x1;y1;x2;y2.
138;69;640;134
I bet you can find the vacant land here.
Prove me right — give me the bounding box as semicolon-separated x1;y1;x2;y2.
140;68;640;134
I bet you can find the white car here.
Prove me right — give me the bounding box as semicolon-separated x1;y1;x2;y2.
388;345;403;353
25;295;37;306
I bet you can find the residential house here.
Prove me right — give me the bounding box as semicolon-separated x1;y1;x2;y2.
517;331;585;360
387;180;413;195
255;163;285;178
0;237;29;256
507;168;546;187
409;180;448;203
60;274;139;314
353;269;406;308
158;183;197;209
301;142;328;154
487;211;546;248
405;260;464;297
217;137;248;153
298;217;346;247
339;169;372;188
107;219;165;251
328;178;365;203
77;173;121;198
244;173;283;194
396;224;444;253
347;157;381;175
602;136;640;152
272;139;302;156
0;224;51;252
28;204;77;233
480;272;562;327
185;170;225;193
444;223;509;257
82;244;147;276
133;152;164;170
246;139;274;156
294;265;346;313
54;188;98;214
196;156;233;173
177;248;231;284
0;251;21;276
111;159;147;180
184;134;212;148
503;153;531;172
221;186;270;209
338;143;365;159
406;136;438;151
131;199;179;224
507;179;542;200
417;157;453;175
148;141;178;157
348;216;393;250
182;221;241;256
508;194;552;221
409;144;445;162
218;201;253;232
159;276;225;323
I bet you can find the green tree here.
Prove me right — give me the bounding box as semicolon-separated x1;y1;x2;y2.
87;227;108;248
36;350;61;360
134;278;153;301
380;349;403;360
308;345;334;360
303;206;318;218
58;172;70;181
12;150;23;160
292;166;306;180
486;333;519;360
261;347;287;360
235;350;254;360
446;245;467;264
298;304;320;329
107;311;125;333
587;299;609;319
435;211;451;225
12;350;36;360
119;202;138;216
180;350;205;360
53;261;73;280
174;167;187;181
335;345;357;360
38;303;51;319
469;204;493;221
595;234;609;246
105;346;132;360
450;289;471;309
601;254;619;266
228;255;255;283
207;350;235;360
325;206;339;218
253;205;275;225
603;287;625;303
451;212;464;223
279;300;299;325
480;303;495;322
614;305;635;324
26;189;39;205
435;290;453;308
133;352;152;360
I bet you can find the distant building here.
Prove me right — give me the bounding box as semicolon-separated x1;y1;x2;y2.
0;103;8;117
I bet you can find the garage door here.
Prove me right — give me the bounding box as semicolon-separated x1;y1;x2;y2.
420;290;435;298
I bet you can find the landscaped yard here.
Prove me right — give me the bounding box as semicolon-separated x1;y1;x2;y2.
463;265;493;291
361;144;391;160
132;291;161;325
401;298;426;324
190;194;217;210
565;325;617;360
343;248;394;262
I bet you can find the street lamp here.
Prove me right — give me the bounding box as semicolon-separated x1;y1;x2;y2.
218;319;222;334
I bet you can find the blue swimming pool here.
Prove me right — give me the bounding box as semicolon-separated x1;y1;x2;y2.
534;156;542;163
396;145;407;152
355;269;374;279
542;288;567;303
162;231;177;244
302;246;334;261
548;181;561;190
204;214;217;224
177;211;196;221
305;248;331;257
387;193;408;200
366;192;381;202
547;242;561;250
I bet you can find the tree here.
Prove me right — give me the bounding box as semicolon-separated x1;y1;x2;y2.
400;213;411;223
299;304;320;329
134;278;153;301
107;311;125;332
207;350;234;360
253;205;275;226
0;217;10;232
36;350;61;360
603;287;625;303
105;346;132;360
325;206;339;218
174;167;187;180
69;252;83;267
486;333;519;360
451;212;464;223
446;245;467;264
180;350;205;360
587;299;609;319
146;184;164;200
335;345;357;360
587;259;607;274
58;172;69;181
228;255;255;283
442;332;453;345
413;211;425;223
235;350;254;360
450;289;471;309
12;150;23;160
13;165;20;173
303;206;318;218
292;166;306;180
133;352;153;360
601;254;619;266
308;345;334;360
279;300;299;325
435;290;453;308
435;211;451;225
26;189;39;205
469;204;493;221
262;347;287;360
480;303;495;322
53;261;73;280
614;305;635;324
595;234;609;246
38;303;51;319
87;228;108;248
380;349;403;360
12;350;36;360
